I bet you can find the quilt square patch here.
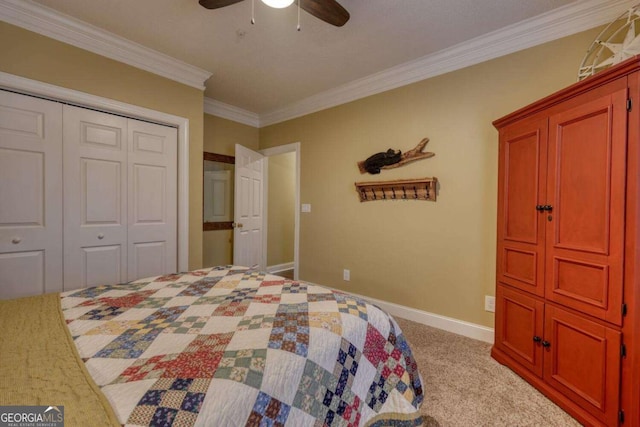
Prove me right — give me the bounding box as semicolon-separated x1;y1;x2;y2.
113;354;179;383
128;385;204;426
79;305;127;321
253;294;281;304
309;312;342;335
90;290;157;308
237;314;275;331
246;392;290;427
184;332;234;353
134;297;172;309
269;304;309;357
213;301;250;317
241;271;266;281
214;348;266;389
337;298;368;321
220;287;259;303
94;329;162;359
141;306;188;324
293;360;362;426
163;316;209;334
333;339;361;395
67;285;112;299
282;282;307;294
307;293;338;302
178;277;221;297
155;273;183;282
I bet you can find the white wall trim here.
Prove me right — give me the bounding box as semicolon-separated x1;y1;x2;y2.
260;142;301;281
366;295;495;344
306;280;494;343
0;0;211;91
204;97;260;128
0;71;190;272
258;0;636;126
267;262;295;273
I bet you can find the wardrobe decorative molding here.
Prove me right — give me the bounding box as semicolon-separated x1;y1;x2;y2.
0;0;211;90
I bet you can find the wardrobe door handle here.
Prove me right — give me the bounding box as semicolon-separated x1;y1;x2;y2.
533;336;542;343
542;340;551;348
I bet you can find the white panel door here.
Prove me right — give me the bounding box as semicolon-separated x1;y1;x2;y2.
127;119;177;281
63;105;128;290
234;144;265;269
0;91;62;299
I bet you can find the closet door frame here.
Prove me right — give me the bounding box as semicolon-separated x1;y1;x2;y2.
0;72;190;272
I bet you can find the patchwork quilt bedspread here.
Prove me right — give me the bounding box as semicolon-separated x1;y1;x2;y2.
60;266;424;426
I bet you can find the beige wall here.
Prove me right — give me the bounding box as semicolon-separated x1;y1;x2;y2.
259;28;601;328
267;152;296;267
0;22;205;270
202;114;259;267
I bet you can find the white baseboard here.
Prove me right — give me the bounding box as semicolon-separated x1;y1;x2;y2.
267;262;294;274
306;281;494;344
366;296;495;344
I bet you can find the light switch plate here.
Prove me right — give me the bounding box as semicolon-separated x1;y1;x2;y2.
301;204;311;213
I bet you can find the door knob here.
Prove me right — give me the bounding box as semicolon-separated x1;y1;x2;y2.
98;233;105;240
533;336;542;343
542;340;551;348
11;237;21;244
234;223;244;229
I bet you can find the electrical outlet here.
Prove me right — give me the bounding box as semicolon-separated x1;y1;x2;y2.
343;269;350;281
485;295;496;312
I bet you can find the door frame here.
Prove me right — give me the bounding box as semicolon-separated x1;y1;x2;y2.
0;71;190;272
260;142;301;280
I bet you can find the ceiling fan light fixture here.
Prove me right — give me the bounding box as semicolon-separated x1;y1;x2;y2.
261;0;294;8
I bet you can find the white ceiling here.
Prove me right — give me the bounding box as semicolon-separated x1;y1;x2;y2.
17;0;630;118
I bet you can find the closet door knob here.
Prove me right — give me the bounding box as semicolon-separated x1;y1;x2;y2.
98;233;105;240
11;237;21;244
533;336;542;343
542;340;551;348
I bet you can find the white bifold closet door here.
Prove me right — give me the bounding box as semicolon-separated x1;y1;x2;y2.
0;91;63;298
63;105;177;290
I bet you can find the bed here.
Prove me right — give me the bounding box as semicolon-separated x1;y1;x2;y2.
0;266;424;426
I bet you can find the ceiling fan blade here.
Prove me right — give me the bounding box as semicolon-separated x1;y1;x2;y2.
297;0;349;27
199;0;244;10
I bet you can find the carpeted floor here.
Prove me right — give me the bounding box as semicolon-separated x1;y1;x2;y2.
395;318;580;427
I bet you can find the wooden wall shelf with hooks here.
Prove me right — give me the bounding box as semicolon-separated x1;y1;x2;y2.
355;177;437;202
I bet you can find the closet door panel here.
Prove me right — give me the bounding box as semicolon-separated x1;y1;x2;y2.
0;91;62;298
63;105;128;290
127;120;177;281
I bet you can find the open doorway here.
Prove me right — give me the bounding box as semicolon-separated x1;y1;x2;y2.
262;143;300;280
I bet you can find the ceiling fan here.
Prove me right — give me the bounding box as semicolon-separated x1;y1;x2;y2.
198;0;350;27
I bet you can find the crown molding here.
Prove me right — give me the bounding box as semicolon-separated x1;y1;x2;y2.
259;0;636;126
204;97;260;127
0;0;212;90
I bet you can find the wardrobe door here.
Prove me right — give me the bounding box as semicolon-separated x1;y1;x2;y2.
0;91;62;298
127;119;177;281
496;116;547;297
63;105;128;290
545;89;627;325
